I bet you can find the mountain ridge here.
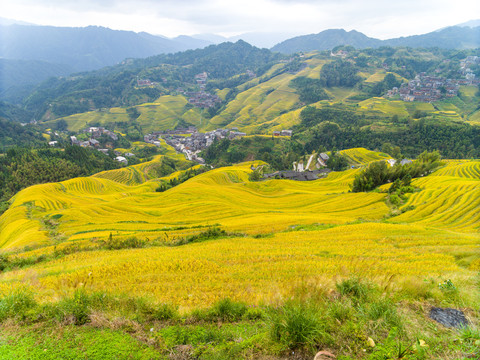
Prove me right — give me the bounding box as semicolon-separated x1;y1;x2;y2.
0;24;212;73
272;26;480;53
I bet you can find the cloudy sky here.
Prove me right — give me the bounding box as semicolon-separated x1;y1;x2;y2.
1;0;479;39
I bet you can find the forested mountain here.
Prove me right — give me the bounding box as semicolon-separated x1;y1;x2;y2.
272;29;382;53
386;26;480;49
0;117;44;148
0;59;73;103
22;41;283;120
0;41;478;162
0;102;34;123
272;26;480;53
0;24;212;72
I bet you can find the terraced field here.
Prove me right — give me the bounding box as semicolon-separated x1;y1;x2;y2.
136;95;203;133
391;160;480;232
339;147;391;165
48;107;130;132
0;147;478;309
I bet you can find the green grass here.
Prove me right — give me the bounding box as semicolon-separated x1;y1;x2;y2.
0;276;478;359
0;325;163;360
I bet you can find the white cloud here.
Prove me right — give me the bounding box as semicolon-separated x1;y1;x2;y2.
1;0;478;38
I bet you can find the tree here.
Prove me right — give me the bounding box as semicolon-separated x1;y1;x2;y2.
326;151;349;171
54;119;68;131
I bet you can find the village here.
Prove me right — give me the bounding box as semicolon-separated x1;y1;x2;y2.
387;56;480;102
144;127;292;164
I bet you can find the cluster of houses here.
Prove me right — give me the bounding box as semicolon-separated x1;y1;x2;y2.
263;153;331;181
331;49;349;58
136;78;156;87
184;72;222;108
143;127;248;164
185;91;222;108
263;169;331;181
113;151;135;165
388;74;463;102
293;152;329;172
70;127;118;149
77;127;118;142
460;56;479;81
262;152;331;181
387;56;480;103
67;126;132;163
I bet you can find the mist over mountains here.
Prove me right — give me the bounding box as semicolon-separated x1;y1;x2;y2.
0;19;478;102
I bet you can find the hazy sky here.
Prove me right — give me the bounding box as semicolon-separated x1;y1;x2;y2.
1;0;479;39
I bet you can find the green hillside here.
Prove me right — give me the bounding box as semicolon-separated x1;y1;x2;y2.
28;46;479;142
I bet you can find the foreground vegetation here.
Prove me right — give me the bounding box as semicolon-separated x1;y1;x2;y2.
0;276;478;359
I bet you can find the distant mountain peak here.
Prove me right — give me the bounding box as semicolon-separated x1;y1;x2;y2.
456;19;480;28
271;28;381;53
0;17;35;26
271;25;480;53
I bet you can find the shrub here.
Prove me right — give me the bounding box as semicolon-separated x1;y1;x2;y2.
267;301;328;350
327;300;355;322
210;298;248;322
366;298;403;330
57;288;91;325
152;303;179;321
0;288;37;321
103;234;146;250
244;306;264;320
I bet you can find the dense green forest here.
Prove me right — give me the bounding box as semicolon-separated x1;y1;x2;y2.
319;60;362;87
289;77;329;104
0;146;121;214
296;105;480;158
202;136;303;170
0;102;34;123
0;118;45;148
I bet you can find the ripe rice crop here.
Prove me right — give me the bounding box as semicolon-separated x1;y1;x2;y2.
0;153;478;309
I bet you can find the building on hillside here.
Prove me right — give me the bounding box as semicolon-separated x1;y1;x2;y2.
264;169;330;181
115;156;128;164
229;131;246;139
137;79;154;87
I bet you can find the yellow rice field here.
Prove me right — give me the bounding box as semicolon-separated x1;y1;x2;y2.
0;149;478;309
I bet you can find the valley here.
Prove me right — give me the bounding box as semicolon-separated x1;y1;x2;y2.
0;22;479;360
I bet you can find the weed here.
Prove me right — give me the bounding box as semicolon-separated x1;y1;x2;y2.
152;303;179;321
368;328;426;360
103;234;146;250
57;288;91;325
336;277;374;302
0;288;37;321
267;301;329;351
438;279;457;293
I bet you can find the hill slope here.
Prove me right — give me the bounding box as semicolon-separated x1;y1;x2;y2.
0;154;478;309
